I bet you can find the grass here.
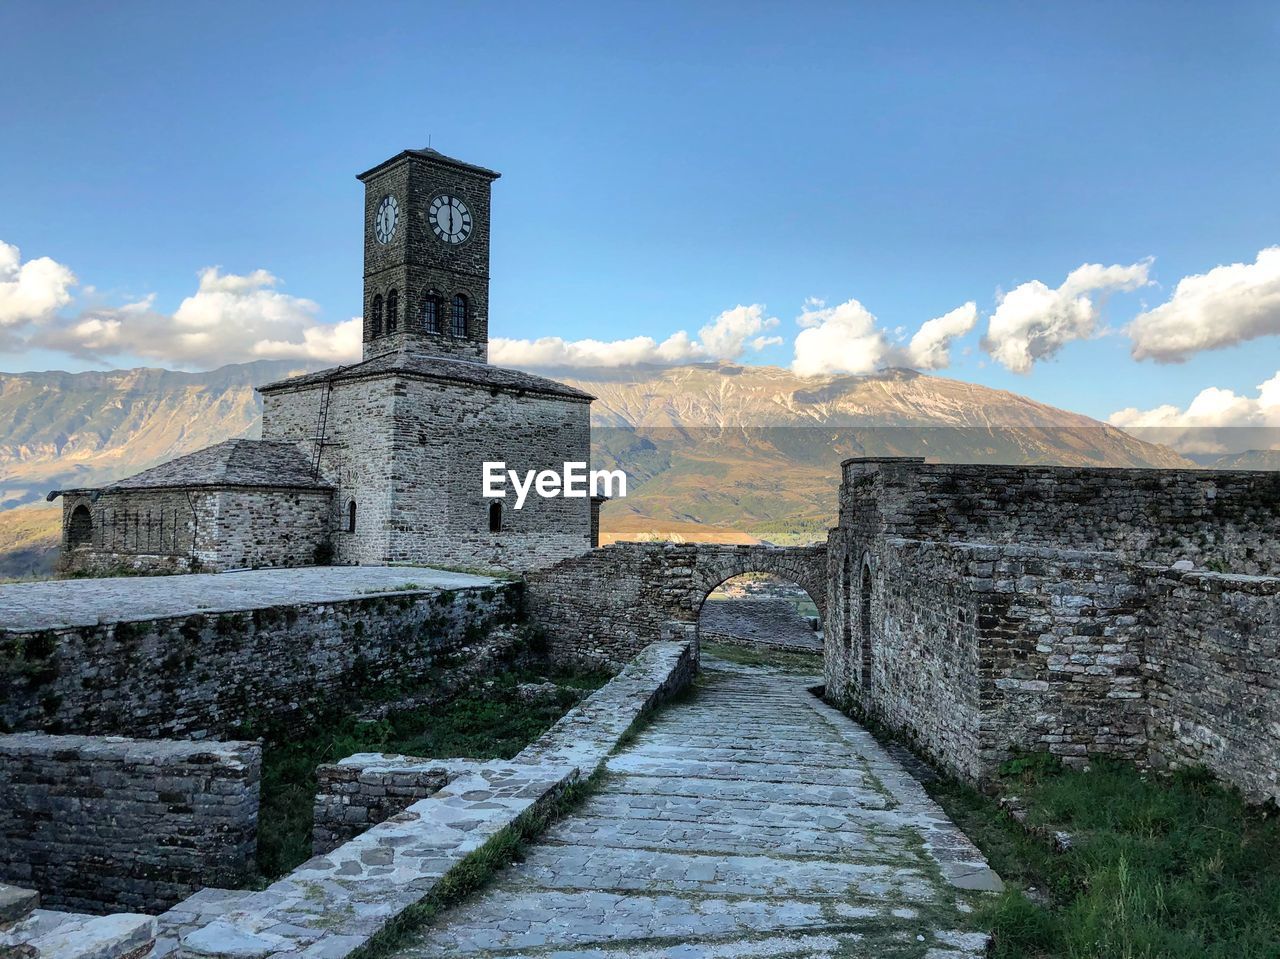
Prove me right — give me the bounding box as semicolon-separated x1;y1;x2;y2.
701;639;823;674
248;661;611;879
927;754;1280;959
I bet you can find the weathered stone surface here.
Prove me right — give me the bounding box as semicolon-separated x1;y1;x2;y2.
164;641;697;959
526;543;827;664
700;596;823;652
0;734;259;914
0;908;156;959
400;656;996;958
825;456;1280;803
0;567;516;739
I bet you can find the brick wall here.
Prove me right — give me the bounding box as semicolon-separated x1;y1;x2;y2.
0;734;259;913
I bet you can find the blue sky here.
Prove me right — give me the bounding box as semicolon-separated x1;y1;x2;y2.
2;1;1279;432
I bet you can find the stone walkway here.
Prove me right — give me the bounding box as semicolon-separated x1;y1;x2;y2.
400;657;999;959
0;565;496;631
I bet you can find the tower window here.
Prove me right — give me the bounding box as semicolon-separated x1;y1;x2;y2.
68;504;93;548
370;295;384;338
451;293;468;337
422;291;442;334
386;289;399;333
489;501;502;533
348;500;357;533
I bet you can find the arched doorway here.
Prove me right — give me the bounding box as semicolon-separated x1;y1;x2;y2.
697;571;823;657
68;504;93;548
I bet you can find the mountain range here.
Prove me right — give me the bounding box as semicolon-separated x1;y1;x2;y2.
1;358;1268;579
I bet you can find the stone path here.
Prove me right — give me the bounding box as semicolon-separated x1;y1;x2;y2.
0;565;496;631
400;657;999;959
700;597;824;652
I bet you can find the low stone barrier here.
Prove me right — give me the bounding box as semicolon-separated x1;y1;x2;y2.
0;734;259;915
162;639;697;959
1;579;518;740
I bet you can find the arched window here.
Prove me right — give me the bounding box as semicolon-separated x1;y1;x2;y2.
489;501;503;533
68;504;93;548
386;289;399;333
348;500;357;533
859;560;873;690
422;291;442;334
370;295;384;338
450;293;468;337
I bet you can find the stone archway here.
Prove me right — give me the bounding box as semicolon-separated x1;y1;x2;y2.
526;541;829;664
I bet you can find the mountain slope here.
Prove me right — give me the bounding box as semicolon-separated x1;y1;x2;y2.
0;360;1196;576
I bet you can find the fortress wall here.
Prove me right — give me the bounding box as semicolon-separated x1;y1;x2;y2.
861;541;984;782
1144;570;1280;805
0;733;259;914
841;458;1280;574
1;582;520;739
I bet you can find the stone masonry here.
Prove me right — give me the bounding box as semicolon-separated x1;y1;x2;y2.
525;542;828;664
0;734;259;914
1;566;517;739
824;457;1280;804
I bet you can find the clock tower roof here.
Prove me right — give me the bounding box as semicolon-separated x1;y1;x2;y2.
356;147;501;183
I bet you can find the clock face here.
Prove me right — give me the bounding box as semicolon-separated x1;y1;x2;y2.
374;195;399;244
429;194;473;245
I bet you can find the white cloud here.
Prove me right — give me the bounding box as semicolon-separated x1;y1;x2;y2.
490;304;779;369
906;302;978;371
1128;247;1280;363
38;266;356;366
1108;372;1280;453
983;261;1151;373
790;298;890;377
0;241;76;328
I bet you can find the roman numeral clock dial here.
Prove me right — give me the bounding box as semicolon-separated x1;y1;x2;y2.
430;194;473;244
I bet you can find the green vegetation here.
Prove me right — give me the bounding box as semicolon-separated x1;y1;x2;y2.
930;754;1280;958
701;640;822;674
249;661;611;879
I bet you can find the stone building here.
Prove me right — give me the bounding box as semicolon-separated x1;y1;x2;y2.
51;148;599;573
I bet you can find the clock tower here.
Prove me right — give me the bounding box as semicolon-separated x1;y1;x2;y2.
357;147;501;363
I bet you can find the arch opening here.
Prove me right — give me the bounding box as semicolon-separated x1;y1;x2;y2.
68;504;93;548
697;572;823;656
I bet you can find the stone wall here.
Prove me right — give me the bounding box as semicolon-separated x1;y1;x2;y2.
840;457;1280;574
1;582;520;739
826;458;1280;803
59;486;333;575
0;734;259;914
1145;569;1280;804
526;542;827;664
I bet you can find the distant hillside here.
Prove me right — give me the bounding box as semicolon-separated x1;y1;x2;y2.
1204;449;1280;471
0;359;1198;578
0;360;324;510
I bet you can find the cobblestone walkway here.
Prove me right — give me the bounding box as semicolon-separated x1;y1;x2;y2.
401;657;999;959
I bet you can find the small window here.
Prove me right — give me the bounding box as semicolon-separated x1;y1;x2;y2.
348;500;357;533
386;289;399;333
489;501;502;533
422;291;442;334
68;504;93;548
451;293;468;337
370;295;384;338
